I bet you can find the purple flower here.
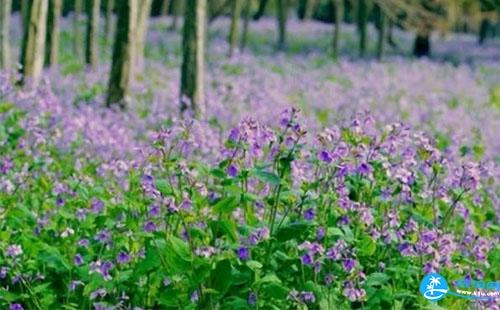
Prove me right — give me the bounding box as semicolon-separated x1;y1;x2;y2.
90;288;107;300
0;267;9;279
357;162;372;176
343;258;356;272
94;230;111;244
143;221;157;233
316;227;325;240
74;253;84;266
90;198;104;214
301;254;313;266
318;150;332;163
228;128;240;141
236;247;250;260
5;245;22;258
148;204;161;217
227;164;238;177
190;291;199;303
78;239;90;247
69;280;84;291
248;292;257;305
300;291;316;303
163;277;172;286
325;274;334;285
9;304;23;310
303;208;315;220
100;261;113;281
117;251;131;264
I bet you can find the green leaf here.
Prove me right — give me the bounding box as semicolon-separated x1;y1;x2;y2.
365;272;390;287
210;220;238;243
252;169;281;185
276;221;313;242
246;260;263;271
214;196;238;215
211;259;233;296
358;235;376;256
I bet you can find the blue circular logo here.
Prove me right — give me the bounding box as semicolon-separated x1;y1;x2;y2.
420;273;449;301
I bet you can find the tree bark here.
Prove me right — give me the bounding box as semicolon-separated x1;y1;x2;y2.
303;0;316;20
74;0;83;58
45;0;62;68
19;0;49;87
0;0;12;70
376;6;385;60
107;0;138;107
134;0;152;73
478;19;490;44
240;0;251;51
253;0;268;20
105;0;115;42
228;0;243;57
332;0;342;58
276;0;288;50
170;0;181;30
160;0;169;16
180;0;206;118
357;0;370;57
387;19;396;47
413;33;430;57
21;0;30;32
85;0;100;68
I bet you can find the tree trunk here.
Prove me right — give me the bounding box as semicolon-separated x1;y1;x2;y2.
303;0;316;20
134;0;152;73
160;0;169;16
240;0;251;51
228;0;242;57
45;0;62;68
413;33;430;57
19;0;49;87
107;0;137;107
276;0;288;50
0;0;12;70
74;0;83;58
21;0;30;32
332;0;342;58
253;0;268;20
180;0;206;118
387;19;396;47
478;19;490;44
85;0;100;68
170;0;181;30
357;0;370;57
105;0;115;42
376;6;385;60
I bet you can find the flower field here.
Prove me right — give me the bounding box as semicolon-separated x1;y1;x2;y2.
1;12;500;310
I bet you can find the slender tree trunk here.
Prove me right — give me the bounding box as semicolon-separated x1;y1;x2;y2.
134;0;152;73
160;0;169;16
85;0;100;68
376;6;385;60
21;0;30;32
0;0;12;70
45;0;62;68
387;19;396;47
74;0;83;58
332;0;342;58
240;0;251;51
107;0;137;107
170;0;181;30
105;0;115;42
357;0;370;57
228;0;243;57
19;0;49;87
180;0;206;118
413;33;430;57
276;0;288;50
303;0;316;20
478;19;489;44
253;0;268;20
